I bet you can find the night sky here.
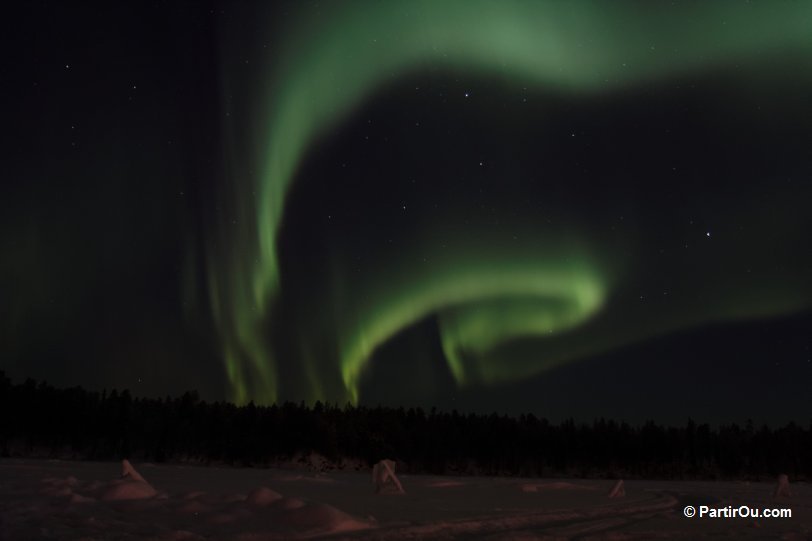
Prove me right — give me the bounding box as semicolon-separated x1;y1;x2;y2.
3;1;811;424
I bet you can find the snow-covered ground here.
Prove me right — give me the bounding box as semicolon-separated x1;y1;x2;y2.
1;459;809;540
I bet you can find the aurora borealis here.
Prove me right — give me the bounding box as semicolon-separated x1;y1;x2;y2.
3;1;811;422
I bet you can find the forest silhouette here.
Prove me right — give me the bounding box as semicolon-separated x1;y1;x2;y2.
1;371;809;481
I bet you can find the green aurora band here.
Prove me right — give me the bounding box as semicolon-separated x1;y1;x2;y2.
337;244;607;403
209;1;812;404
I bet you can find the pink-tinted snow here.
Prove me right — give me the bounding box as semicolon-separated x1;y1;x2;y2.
0;458;810;540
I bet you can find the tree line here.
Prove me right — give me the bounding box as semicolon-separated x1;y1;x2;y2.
0;372;809;480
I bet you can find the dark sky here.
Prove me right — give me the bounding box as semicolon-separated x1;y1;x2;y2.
2;1;811;425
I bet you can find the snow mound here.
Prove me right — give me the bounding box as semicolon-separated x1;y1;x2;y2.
285;502;370;533
206;492;368;536
608;479;626;498
314;503;367;528
277;496;306;509
372;458;405;494
246;486;282;506
121;458;148;483
68;492;95;504
101;478;158;501
207;508;253;525
98;459;158;500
